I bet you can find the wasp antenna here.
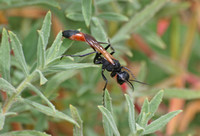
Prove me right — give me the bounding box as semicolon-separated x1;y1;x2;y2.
130;79;148;85
126;80;134;91
122;66;136;79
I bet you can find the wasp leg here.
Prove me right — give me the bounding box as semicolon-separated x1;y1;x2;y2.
101;69;108;106
104;40;115;55
93;53;103;64
60;51;97;60
98;41;109;44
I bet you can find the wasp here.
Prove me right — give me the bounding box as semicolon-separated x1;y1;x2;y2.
61;30;146;104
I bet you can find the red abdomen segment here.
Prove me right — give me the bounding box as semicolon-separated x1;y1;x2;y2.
69;33;86;42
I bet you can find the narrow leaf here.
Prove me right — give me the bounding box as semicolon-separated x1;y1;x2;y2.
96;0;112;5
0;78;16;93
163;88;200;100
104;90;113;113
0;130;51;136
131;0;141;10
125;94;136;134
148;90;164;119
9;31;29;76
82;0;92;27
4;112;17;116
97;12;128;21
143;110;182;135
133;61;147;89
0;0;60;10
139;112;151;128
103;90;113;136
27;83;55;112
111;0;169;43
137;98;149;126
24;99;79;127
37;30;46;68
91;17;107;42
36;69;48;85
0;28;10;82
70;105;83;136
98;106;120;136
0;113;5;130
136;123;145;135
44;70;77;97
46;63;97;72
41;11;52;48
46;31;62;64
66;12;84;21
144;31;166;49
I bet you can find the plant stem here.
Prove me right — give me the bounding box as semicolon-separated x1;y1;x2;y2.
2;71;36;114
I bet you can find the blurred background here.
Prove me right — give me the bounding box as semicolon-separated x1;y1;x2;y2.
0;0;200;135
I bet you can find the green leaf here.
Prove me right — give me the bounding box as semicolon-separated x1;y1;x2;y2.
46;63;97;72
23;21;40;65
37;30;46;68
143;110;182;135
44;70;77;97
133;61;147;89
131;0;141;10
36;69;48;85
139;28;166;49
136;88;200;100
96;0;112;5
0;0;60;10
148;90;164;120
136;123;145;135
0;113;5;130
70;105;83;136
0;78;16;93
35;114;48;131
27;83;55;112
139;112;151;128
137;98;149;127
163;88;200;99
82;0;92;27
46;31;62;64
102;90;113;136
111;0;169;43
104;90;113;113
91;17;107;42
157;2;190;17
4;112;17;116
66;12;84;21
0;130;51;136
9;31;29;76
24;99;79;127
145;31;166;49
0;28;10;82
125;94;136;134
97;12;128;21
58;40;74;56
137;62;147;81
41;11;52;48
98;106;120;136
